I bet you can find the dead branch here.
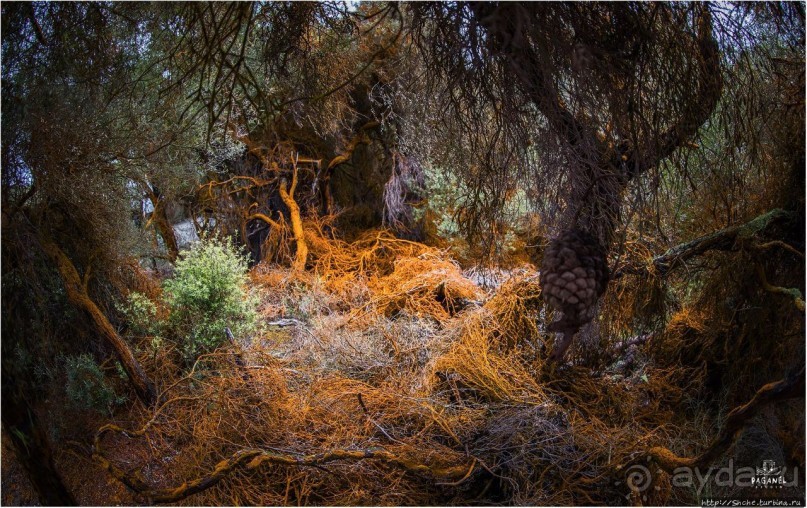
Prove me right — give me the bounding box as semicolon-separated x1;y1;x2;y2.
246;212;281;230
754;240;805;258
267;318;304;327
756;263;805;312
607;333;654;361
93;421;474;504
199;176;275;198
613;209;795;278
325;121;380;173
643;365;805;473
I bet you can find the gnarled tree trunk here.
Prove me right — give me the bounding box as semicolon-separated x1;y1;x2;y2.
475;2;723;249
473;3;723;360
38;235;157;407
146;187;179;263
279;164;308;271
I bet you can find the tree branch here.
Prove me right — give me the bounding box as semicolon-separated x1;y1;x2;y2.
316;120;379;214
246;212;281;230
630;4;723;176
3;184;37;224
93;422;474;504
612;209;795;279
26;3;47;45
278;161;308;271
38;234;157;406
642;365;804;473
756;263;805;312
472;3;594;150
144;186;179;263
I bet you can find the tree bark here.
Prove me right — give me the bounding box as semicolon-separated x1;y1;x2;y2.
612;209;796;279
38;235;157;406
278;164;308;271
146;188;179;263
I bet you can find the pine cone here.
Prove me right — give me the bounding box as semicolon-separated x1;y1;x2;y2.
540;229;609;335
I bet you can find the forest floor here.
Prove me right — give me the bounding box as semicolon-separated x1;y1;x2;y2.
3;229;803;506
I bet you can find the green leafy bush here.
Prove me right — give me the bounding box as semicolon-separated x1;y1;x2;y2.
119;291;160;337
163;237;258;363
65;354;124;415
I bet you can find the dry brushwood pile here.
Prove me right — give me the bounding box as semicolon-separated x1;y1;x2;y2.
79;222;802;506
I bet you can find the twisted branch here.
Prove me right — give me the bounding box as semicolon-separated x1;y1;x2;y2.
612;209;796;279
756;263;805;312
93;422;474;504
643;365;804;473
278;156;308;270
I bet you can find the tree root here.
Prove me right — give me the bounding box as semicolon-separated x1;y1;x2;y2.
92;422;474;504
640;365;804;473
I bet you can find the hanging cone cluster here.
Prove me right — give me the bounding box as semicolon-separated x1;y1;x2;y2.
540;229;610;335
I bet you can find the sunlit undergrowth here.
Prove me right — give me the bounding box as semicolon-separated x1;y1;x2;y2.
89;222;803;506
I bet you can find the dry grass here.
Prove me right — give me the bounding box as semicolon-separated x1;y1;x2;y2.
86;228;804;506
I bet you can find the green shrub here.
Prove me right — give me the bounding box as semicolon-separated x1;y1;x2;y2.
119;291;161;337
163;237;258;363
64;354;124;415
